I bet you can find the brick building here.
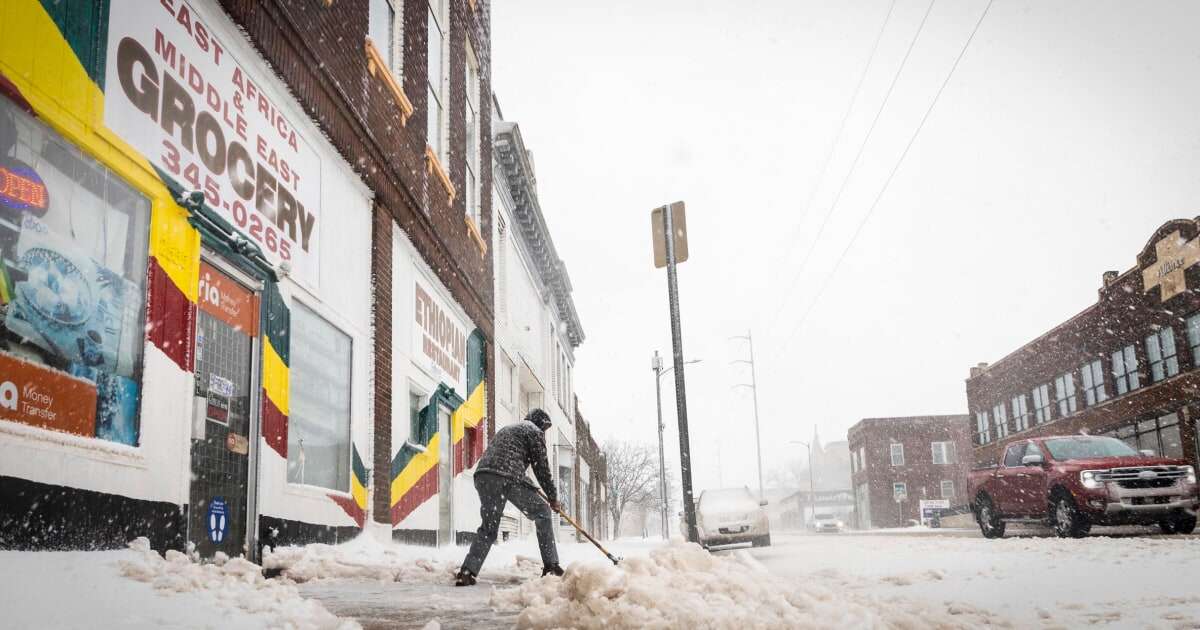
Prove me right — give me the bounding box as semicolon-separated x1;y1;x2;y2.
847;416;972;529
0;0;498;554
575;400;609;541
966;218;1200;477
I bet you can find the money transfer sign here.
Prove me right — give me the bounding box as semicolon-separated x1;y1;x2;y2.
104;0;322;286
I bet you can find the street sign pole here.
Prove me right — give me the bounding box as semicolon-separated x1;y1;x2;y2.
659;203;699;544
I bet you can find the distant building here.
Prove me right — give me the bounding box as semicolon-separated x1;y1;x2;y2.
967;219;1200;474
847;416;972;529
575;400;609;541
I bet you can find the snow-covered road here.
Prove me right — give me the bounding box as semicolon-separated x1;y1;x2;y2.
742;528;1200;629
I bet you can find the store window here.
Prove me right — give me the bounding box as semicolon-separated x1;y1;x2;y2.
1080;359;1107;406
1011;394;1031;432
1187;314;1200;369
1031;383;1052;424
1054;373;1077;417
287;302;353;491
0;95;150;445
1112;344;1140;395
890;443;904;466
1105;413;1182;458
1146;327;1179;383
558;464;573;519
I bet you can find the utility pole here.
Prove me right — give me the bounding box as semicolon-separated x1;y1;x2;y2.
731;331;765;502
653;352;701;540
651;201;698;543
792;440;816;526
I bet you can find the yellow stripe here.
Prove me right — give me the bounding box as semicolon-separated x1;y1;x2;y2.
262;336;290;415
391;432;440;505
351;472;368;510
452;381;486;445
0;1;200;303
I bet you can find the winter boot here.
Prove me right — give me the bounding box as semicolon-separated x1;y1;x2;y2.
454;569;477;587
542;564;564;577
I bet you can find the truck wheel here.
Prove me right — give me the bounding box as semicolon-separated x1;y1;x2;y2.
752;534;771;547
1051;494;1090;538
976;496;1005;539
1162;514;1196;535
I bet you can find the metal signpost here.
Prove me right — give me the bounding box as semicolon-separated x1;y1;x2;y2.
651;201;699;544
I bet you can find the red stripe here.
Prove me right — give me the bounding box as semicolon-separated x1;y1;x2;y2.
390;465;439;525
329;493;365;528
261;396;287;458
146;257;195;372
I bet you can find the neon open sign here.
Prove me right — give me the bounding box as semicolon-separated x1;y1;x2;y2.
0;163;49;214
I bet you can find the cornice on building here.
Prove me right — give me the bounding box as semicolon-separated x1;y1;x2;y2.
494;120;585;347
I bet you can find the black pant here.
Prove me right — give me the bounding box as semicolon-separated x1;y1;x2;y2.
461;472;558;575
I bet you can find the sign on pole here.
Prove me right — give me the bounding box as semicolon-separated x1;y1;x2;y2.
651;202;688;268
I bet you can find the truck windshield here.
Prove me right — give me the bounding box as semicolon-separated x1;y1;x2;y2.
1042;436;1138;461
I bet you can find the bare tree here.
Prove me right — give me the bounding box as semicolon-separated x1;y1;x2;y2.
636;464;678;537
603;439;658;537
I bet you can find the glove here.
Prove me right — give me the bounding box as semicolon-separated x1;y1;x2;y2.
549;500;561;512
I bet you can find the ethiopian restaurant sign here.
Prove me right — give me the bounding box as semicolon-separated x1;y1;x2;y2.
104;0;322;286
414;278;467;393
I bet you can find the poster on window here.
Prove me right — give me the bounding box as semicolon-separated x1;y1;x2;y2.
103;0;323;288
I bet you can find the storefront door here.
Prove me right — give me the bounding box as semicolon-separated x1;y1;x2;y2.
437;402;454;546
188;258;261;558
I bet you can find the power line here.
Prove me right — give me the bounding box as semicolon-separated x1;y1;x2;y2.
767;0;938;336
776;0;996;355
772;0;900;260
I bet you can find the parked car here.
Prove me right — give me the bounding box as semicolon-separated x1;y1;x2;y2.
968;435;1199;538
684;487;771;548
810;513;843;533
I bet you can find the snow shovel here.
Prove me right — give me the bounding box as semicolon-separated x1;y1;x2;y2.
531;486;621;565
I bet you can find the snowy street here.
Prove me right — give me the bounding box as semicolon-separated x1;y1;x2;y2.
742;529;1200;629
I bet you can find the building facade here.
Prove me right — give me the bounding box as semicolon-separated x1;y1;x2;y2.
847;416;972;529
575;399;609;541
966;219;1200;478
491;115;585;541
0;0;499;554
0;0;374;555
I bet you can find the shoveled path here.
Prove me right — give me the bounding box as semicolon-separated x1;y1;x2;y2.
300;577;518;630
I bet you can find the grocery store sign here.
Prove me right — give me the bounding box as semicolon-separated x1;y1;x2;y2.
104;0;322;287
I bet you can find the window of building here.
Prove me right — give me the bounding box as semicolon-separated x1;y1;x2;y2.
1105;412;1183;458
893;482;907;500
931;441;956;465
975;411;991;445
850;450;858;473
1146;327;1179;383
859;447;866;471
1011;394;1031;432
1080;359;1107;406
426;0;448;161
1112;344;1140;395
992;402;1009;439
940;480;955;500
464;43;481;227
369;0;403;76
890;443;904;466
0;96;151;446
1189;314;1200;368
410;386;432;445
1054;373;1077;417
287;303;353;492
495;210;507;324
1031;383;1052;424
557;464;573;520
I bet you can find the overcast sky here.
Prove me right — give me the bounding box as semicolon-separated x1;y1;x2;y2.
491;0;1200;494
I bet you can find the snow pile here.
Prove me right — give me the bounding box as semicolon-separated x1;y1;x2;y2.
119;538;357;630
263;532;543;585
490;540;1003;629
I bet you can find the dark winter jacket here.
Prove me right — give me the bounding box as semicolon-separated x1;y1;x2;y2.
475;420;557;503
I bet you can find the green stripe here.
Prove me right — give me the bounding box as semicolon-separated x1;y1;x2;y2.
39;0;110;89
352;444;367;486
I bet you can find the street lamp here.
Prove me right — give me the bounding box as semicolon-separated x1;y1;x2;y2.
790;439;816;529
653;351;701;540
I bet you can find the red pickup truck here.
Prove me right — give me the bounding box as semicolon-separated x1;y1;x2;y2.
968;435;1198;538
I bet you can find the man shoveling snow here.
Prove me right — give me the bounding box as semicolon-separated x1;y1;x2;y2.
455;409;564;586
